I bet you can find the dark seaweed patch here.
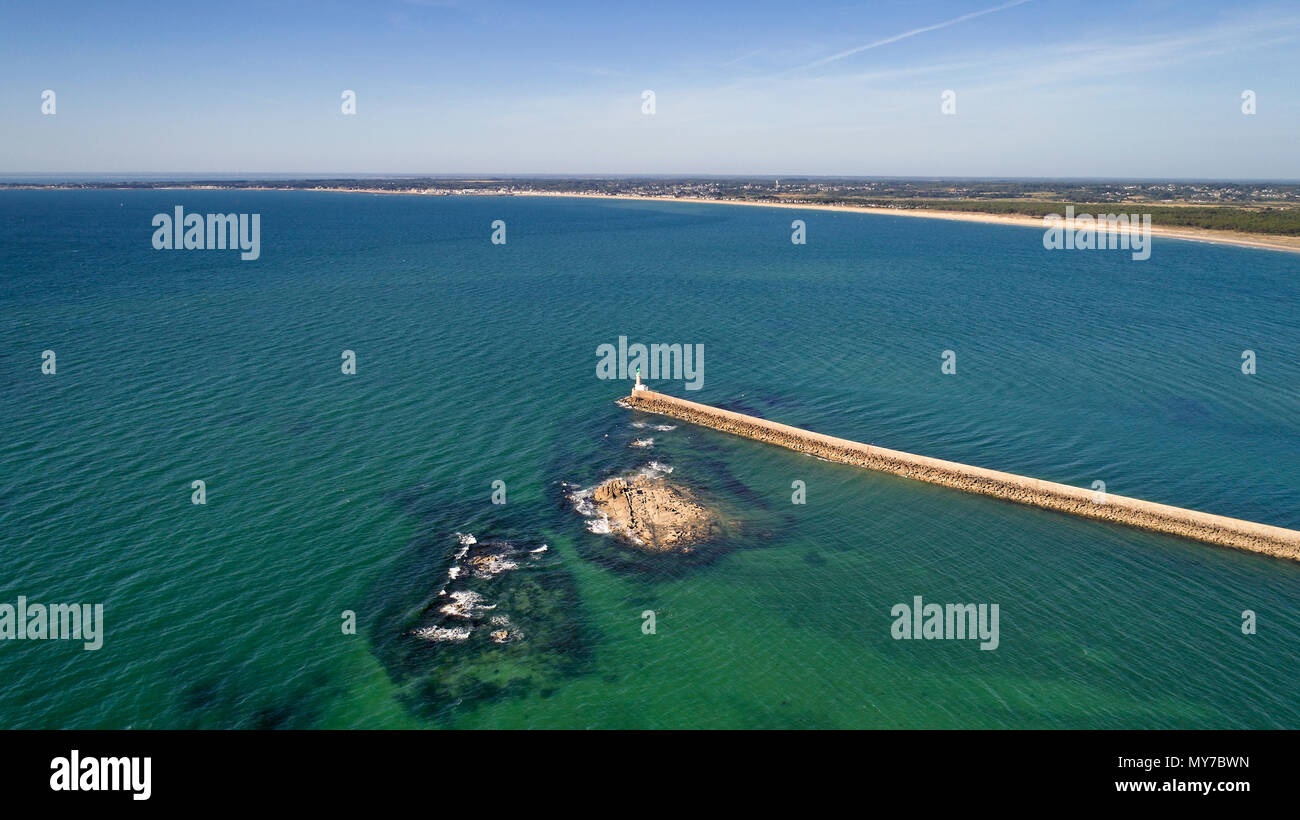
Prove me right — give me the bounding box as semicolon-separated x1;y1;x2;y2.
177;665;335;729
365;518;590;723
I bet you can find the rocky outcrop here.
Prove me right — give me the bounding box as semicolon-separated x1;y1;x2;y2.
590;474;718;553
622;390;1300;562
395;534;585;719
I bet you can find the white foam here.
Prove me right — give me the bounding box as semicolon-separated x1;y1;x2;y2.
569;486;597;517
530;544;549;554
631;438;654;448
440;589;495;619
470;555;518;578
570;480;630;538
412;625;471;642
455;532;477;546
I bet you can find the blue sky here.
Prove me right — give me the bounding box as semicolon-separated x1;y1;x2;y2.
1;0;1297;178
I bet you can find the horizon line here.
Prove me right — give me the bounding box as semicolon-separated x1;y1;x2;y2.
4;173;1299;185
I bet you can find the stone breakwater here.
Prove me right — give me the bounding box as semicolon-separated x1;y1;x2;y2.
621;391;1300;562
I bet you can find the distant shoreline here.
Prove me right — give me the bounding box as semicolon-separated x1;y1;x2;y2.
7;184;1300;254
513;191;1300;255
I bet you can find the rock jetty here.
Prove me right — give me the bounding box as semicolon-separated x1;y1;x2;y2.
621;390;1300;562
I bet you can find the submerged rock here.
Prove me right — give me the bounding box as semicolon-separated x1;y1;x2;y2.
392;534;584;717
412;540;533;643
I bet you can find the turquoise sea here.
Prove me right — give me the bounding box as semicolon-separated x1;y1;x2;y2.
2;190;1298;728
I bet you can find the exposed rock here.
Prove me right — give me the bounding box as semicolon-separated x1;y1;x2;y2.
588;474;718;553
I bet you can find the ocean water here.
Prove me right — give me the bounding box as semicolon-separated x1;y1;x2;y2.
1;190;1298;729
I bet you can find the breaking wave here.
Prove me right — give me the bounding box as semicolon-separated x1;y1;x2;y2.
412;625;472;642
565;482;611;535
643;461;674;476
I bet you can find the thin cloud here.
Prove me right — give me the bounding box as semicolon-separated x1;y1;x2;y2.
794;0;1037;71
721;49;765;67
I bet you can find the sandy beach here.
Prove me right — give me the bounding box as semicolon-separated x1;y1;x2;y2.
516;191;1300;255
32;183;1296;255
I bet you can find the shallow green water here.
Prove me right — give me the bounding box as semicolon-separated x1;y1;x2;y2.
1;190;1297;728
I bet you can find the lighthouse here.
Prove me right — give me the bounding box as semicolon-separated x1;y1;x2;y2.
633;365;648;392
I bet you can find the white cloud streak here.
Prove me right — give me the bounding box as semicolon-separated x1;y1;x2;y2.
794;0;1038;71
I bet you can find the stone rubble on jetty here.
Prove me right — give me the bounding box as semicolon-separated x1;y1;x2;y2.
588;473;718;553
621;390;1300;563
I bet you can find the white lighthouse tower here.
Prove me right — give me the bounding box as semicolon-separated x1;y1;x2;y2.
633;365;648;392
